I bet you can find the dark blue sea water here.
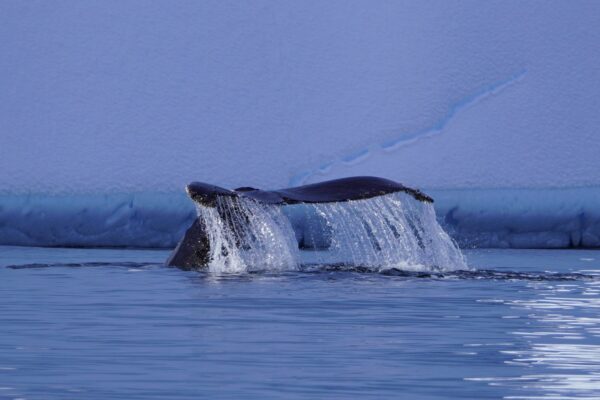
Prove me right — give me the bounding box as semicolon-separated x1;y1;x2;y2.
2;246;600;399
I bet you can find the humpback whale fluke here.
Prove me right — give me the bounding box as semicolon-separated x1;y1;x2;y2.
168;176;434;270
186;176;433;208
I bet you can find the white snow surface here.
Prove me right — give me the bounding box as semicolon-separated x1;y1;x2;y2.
1;1;600;248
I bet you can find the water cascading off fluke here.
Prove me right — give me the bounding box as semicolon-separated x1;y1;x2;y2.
167;177;466;272
287;193;467;271
199;196;299;273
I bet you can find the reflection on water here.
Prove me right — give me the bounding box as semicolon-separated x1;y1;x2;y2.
2;247;600;399
469;269;600;399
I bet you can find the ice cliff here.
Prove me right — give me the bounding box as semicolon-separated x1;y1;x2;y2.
1;1;599;248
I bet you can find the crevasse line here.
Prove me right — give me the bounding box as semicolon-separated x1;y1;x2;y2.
289;69;527;187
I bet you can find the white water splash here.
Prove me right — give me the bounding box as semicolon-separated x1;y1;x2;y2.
301;193;467;271
197;193;466;273
198;197;298;273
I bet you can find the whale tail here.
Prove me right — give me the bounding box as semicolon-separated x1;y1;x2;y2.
186;176;432;208
169;176;434;269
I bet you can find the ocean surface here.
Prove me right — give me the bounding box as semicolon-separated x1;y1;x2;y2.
2;246;600;399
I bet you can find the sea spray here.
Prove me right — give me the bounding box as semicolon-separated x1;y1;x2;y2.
198;197;298;273
304;193;467;271
196;192;466;273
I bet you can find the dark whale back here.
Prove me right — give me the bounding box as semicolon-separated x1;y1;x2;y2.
270;176;433;204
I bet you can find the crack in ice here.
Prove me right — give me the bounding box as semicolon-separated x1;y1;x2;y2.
289;69;527;186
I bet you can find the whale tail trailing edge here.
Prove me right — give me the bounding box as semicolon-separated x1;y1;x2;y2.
186;176;433;208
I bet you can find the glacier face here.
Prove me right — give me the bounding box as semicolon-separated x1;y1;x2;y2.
0;193;194;248
1;1;600;248
432;188;600;249
2;189;600;249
